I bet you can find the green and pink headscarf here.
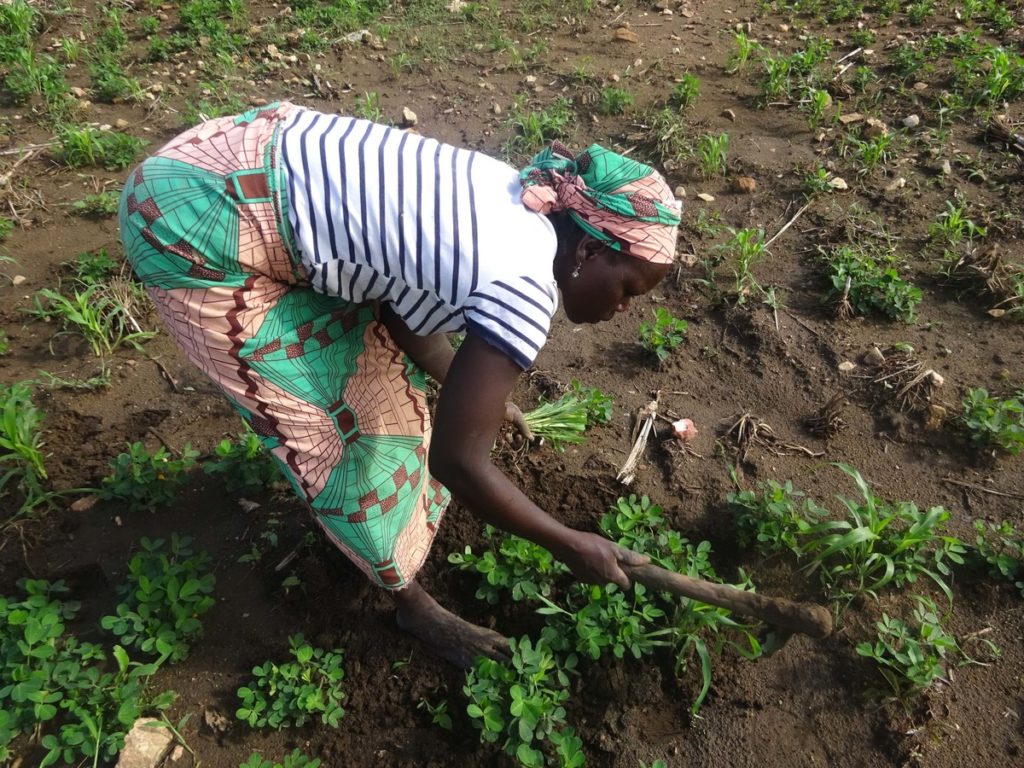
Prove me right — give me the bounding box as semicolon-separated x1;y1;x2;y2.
520;140;682;265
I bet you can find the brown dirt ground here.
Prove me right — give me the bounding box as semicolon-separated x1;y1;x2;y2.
2;0;1024;766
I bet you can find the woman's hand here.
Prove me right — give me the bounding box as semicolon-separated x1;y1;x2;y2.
557;531;649;589
503;401;533;441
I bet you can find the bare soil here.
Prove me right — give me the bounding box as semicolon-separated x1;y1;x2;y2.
2;0;1023;766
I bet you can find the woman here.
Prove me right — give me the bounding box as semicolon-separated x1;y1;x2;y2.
118;102;681;668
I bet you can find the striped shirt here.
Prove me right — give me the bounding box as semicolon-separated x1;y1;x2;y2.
277;110;560;370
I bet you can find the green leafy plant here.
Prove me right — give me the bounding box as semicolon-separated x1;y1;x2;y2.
972;520;1024;595
0;579;175;767
670;72;700;110
101;535;216;662
203;429;282;491
823;244;922;323
236;634;346;729
418;696;454;730
638;307;688;364
66;248;119;285
449;525;570;604
960;388;1024;456
729;475;827;558
464;635;577;768
597;86;633;115
71;191;120;218
855;597;959;701
239;750;322;768
100;441;200;512
599;495;762;712
803;88;832;128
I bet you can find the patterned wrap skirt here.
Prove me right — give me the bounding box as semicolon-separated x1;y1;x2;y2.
118;102;450;590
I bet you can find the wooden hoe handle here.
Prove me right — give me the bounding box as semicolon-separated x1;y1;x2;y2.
625;562;833;640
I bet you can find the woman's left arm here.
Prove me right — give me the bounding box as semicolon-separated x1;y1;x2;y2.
380;304;455;383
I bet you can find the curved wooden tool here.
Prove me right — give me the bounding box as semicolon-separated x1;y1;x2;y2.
625;562;833;640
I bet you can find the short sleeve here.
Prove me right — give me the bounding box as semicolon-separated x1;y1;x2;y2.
463;275;559;369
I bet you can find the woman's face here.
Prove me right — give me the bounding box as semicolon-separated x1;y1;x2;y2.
559;246;670;324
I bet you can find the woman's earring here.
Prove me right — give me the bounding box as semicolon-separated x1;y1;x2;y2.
571;264;581;278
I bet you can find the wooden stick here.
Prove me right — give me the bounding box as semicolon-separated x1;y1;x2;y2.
626;562;833;639
0;141;57;157
766;202;812;248
942;477;1024;500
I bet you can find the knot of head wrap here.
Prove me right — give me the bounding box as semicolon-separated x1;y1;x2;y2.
520;140;682;265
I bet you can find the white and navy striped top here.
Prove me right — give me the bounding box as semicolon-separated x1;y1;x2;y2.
277;110;560;370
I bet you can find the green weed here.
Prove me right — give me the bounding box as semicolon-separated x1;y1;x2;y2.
696;132;728;178
727;32;762;74
101;535;216;662
71;191;120;218
717;227;767;304
418;696;453;730
670;72;700;110
58;126;145;170
801;465;965;605
823;244;922;323
66;248;119;285
522;392;589;451
354;90;384;122
29;285;155;357
506;97;574;157
0;381;50;518
855;597;960;701
929;199;986;247
236;634;346;729
598;86;633;115
100;441;200;513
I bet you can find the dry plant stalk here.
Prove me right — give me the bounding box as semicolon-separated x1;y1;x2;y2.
724;412;824;463
804;393;847;439
866;347;944;414
987;115;1024;155
835;275;853;320
949;244;1023;319
617;396;659;485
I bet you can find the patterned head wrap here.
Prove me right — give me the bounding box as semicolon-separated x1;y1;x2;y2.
520;141;682;264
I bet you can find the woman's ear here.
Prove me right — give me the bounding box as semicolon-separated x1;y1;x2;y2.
577;234;605;263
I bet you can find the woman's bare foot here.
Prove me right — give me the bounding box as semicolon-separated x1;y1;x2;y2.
394;582;510;669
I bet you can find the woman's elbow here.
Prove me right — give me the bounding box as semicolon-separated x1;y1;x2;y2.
427;442;478;492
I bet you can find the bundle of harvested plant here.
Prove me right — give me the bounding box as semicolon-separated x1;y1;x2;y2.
523;393;589;452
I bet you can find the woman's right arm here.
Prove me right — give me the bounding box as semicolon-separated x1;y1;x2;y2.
428;333;647;588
